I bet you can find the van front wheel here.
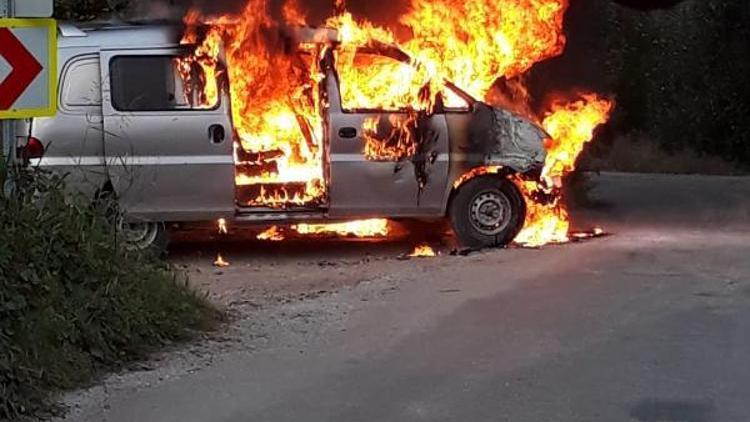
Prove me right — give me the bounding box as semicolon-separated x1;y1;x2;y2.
117;220;169;255
449;177;526;249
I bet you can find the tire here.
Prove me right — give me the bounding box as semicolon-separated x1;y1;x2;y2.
96;185;170;256
117;219;170;256
449;176;526;248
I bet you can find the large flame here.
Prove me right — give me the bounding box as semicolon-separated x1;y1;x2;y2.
181;1;326;209
399;0;568;100
515;95;614;247
181;0;613;246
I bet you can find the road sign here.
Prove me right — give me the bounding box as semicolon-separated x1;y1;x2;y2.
0;18;56;119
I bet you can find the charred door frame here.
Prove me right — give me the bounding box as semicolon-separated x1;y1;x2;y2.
320;47;452;218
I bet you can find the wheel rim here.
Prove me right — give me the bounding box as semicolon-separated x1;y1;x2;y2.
469;189;513;236
118;220;160;250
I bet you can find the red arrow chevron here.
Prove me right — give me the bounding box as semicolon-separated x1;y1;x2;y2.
0;28;44;110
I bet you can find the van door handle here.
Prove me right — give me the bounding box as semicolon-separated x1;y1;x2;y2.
208;124;226;144
338;127;358;139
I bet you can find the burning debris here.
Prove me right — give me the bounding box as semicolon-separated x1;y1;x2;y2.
217;218;229;234
257;225;285;241
179;0;614;248
214;253;231;267
571;227;606;240
409;244;438;258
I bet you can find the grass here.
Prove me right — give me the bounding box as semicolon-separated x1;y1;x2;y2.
0;169;219;420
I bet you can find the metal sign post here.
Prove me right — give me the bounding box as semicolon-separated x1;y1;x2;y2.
1;0;14;198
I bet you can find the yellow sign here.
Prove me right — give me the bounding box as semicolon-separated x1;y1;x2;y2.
0;19;57;119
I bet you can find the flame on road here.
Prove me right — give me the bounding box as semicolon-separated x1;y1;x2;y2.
409;244;438;257
294;219;390;238
214;253;231;267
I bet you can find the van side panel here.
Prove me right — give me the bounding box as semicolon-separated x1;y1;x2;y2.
31;48;107;200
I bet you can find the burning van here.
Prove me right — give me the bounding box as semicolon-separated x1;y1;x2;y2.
20;22;553;251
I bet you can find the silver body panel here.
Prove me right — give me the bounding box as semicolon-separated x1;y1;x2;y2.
26;25;235;222
25;50;106;200
98;48;235;221
25;24;547;225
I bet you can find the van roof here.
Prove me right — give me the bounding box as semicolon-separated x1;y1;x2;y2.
57;22;182;49
57;22;343;50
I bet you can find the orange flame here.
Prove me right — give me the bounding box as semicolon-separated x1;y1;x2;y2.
257;225;285;241
399;0;569;100
182;0;325;209
214;253;230;267
217;218;228;235
409;244;437;257
362;115;421;161
293;219;390;238
515;95;614;247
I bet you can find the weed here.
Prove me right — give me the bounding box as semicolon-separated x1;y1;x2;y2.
0;169;218;419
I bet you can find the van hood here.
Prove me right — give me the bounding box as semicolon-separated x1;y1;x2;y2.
469;103;548;174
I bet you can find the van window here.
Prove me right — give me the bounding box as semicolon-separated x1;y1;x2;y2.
336;51;469;112
336;52;431;112
62;56;102;108
110;56;215;112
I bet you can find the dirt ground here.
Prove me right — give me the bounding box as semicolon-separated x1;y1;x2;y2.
169;217;471;307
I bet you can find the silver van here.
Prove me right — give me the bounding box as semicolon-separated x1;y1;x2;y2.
18;23;548;250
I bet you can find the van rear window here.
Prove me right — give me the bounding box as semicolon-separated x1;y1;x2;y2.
62;56;102;108
110;56;216;112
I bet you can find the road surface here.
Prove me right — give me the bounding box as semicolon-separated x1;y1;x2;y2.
55;173;750;422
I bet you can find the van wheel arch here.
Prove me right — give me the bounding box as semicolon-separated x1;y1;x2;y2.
94;181;170;256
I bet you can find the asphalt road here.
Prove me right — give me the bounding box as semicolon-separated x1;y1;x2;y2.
57;173;750;422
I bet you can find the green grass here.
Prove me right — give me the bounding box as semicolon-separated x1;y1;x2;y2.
0;169;219;419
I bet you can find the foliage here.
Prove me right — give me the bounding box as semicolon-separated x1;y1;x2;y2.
54;0;113;21
0;170;217;419
529;0;750;170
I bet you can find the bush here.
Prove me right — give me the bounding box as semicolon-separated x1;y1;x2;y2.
0;170;217;419
528;0;750;169
580;133;744;175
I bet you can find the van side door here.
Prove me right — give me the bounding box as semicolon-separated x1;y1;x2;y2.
324;50;450;218
100;49;235;222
